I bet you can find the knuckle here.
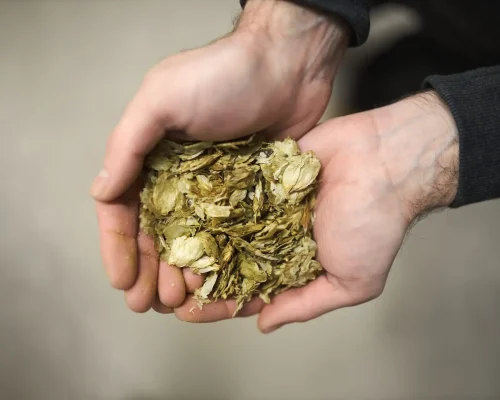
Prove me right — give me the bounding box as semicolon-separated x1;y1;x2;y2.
142;65;163;86
345;281;385;306
140;65;177;126
373;286;384;299
359;285;384;303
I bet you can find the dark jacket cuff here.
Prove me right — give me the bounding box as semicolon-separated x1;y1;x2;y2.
240;0;371;46
423;66;500;208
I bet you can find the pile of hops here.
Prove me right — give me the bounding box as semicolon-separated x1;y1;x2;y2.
139;135;322;315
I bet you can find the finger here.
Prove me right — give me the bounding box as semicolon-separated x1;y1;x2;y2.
124;232;159;313
158;261;186;308
90;76;168;202
296;120;343;165
257;275;353;333
183;269;205;293
175;296;264;323
152;295;174;314
96;183;141;290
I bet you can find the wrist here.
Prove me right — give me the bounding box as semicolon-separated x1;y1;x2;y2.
373;91;459;220
235;0;349;84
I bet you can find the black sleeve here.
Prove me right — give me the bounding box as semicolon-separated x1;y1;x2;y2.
239;0;372;46
423;66;500;208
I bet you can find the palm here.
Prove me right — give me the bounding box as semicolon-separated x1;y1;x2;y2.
174;113;411;331
311;128;408;303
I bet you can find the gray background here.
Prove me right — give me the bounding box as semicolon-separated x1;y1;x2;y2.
1;1;499;399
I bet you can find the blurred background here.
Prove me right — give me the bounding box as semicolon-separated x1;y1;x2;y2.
1;1;500;399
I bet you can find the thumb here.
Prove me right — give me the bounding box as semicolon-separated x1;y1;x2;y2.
90;76;172;202
257;275;354;333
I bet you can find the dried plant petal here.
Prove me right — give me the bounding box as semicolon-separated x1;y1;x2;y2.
168;236;204;267
282;153;321;194
229;189;247;207
190;256;219;274
202;204;232;218
193;272;218;307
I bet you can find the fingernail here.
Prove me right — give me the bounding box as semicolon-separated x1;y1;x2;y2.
91;169;109;198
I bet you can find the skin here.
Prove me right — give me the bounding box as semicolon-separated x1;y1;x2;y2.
91;0;459;332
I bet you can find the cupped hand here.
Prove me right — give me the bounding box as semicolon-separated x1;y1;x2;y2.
175;91;459;332
91;0;348;313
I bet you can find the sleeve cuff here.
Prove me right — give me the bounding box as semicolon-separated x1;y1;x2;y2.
423;66;500;208
240;0;371;47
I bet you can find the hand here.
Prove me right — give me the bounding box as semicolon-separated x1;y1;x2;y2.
91;0;348;312
174;91;459;332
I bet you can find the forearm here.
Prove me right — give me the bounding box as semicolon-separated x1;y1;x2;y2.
235;0;349;83
240;0;372;46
